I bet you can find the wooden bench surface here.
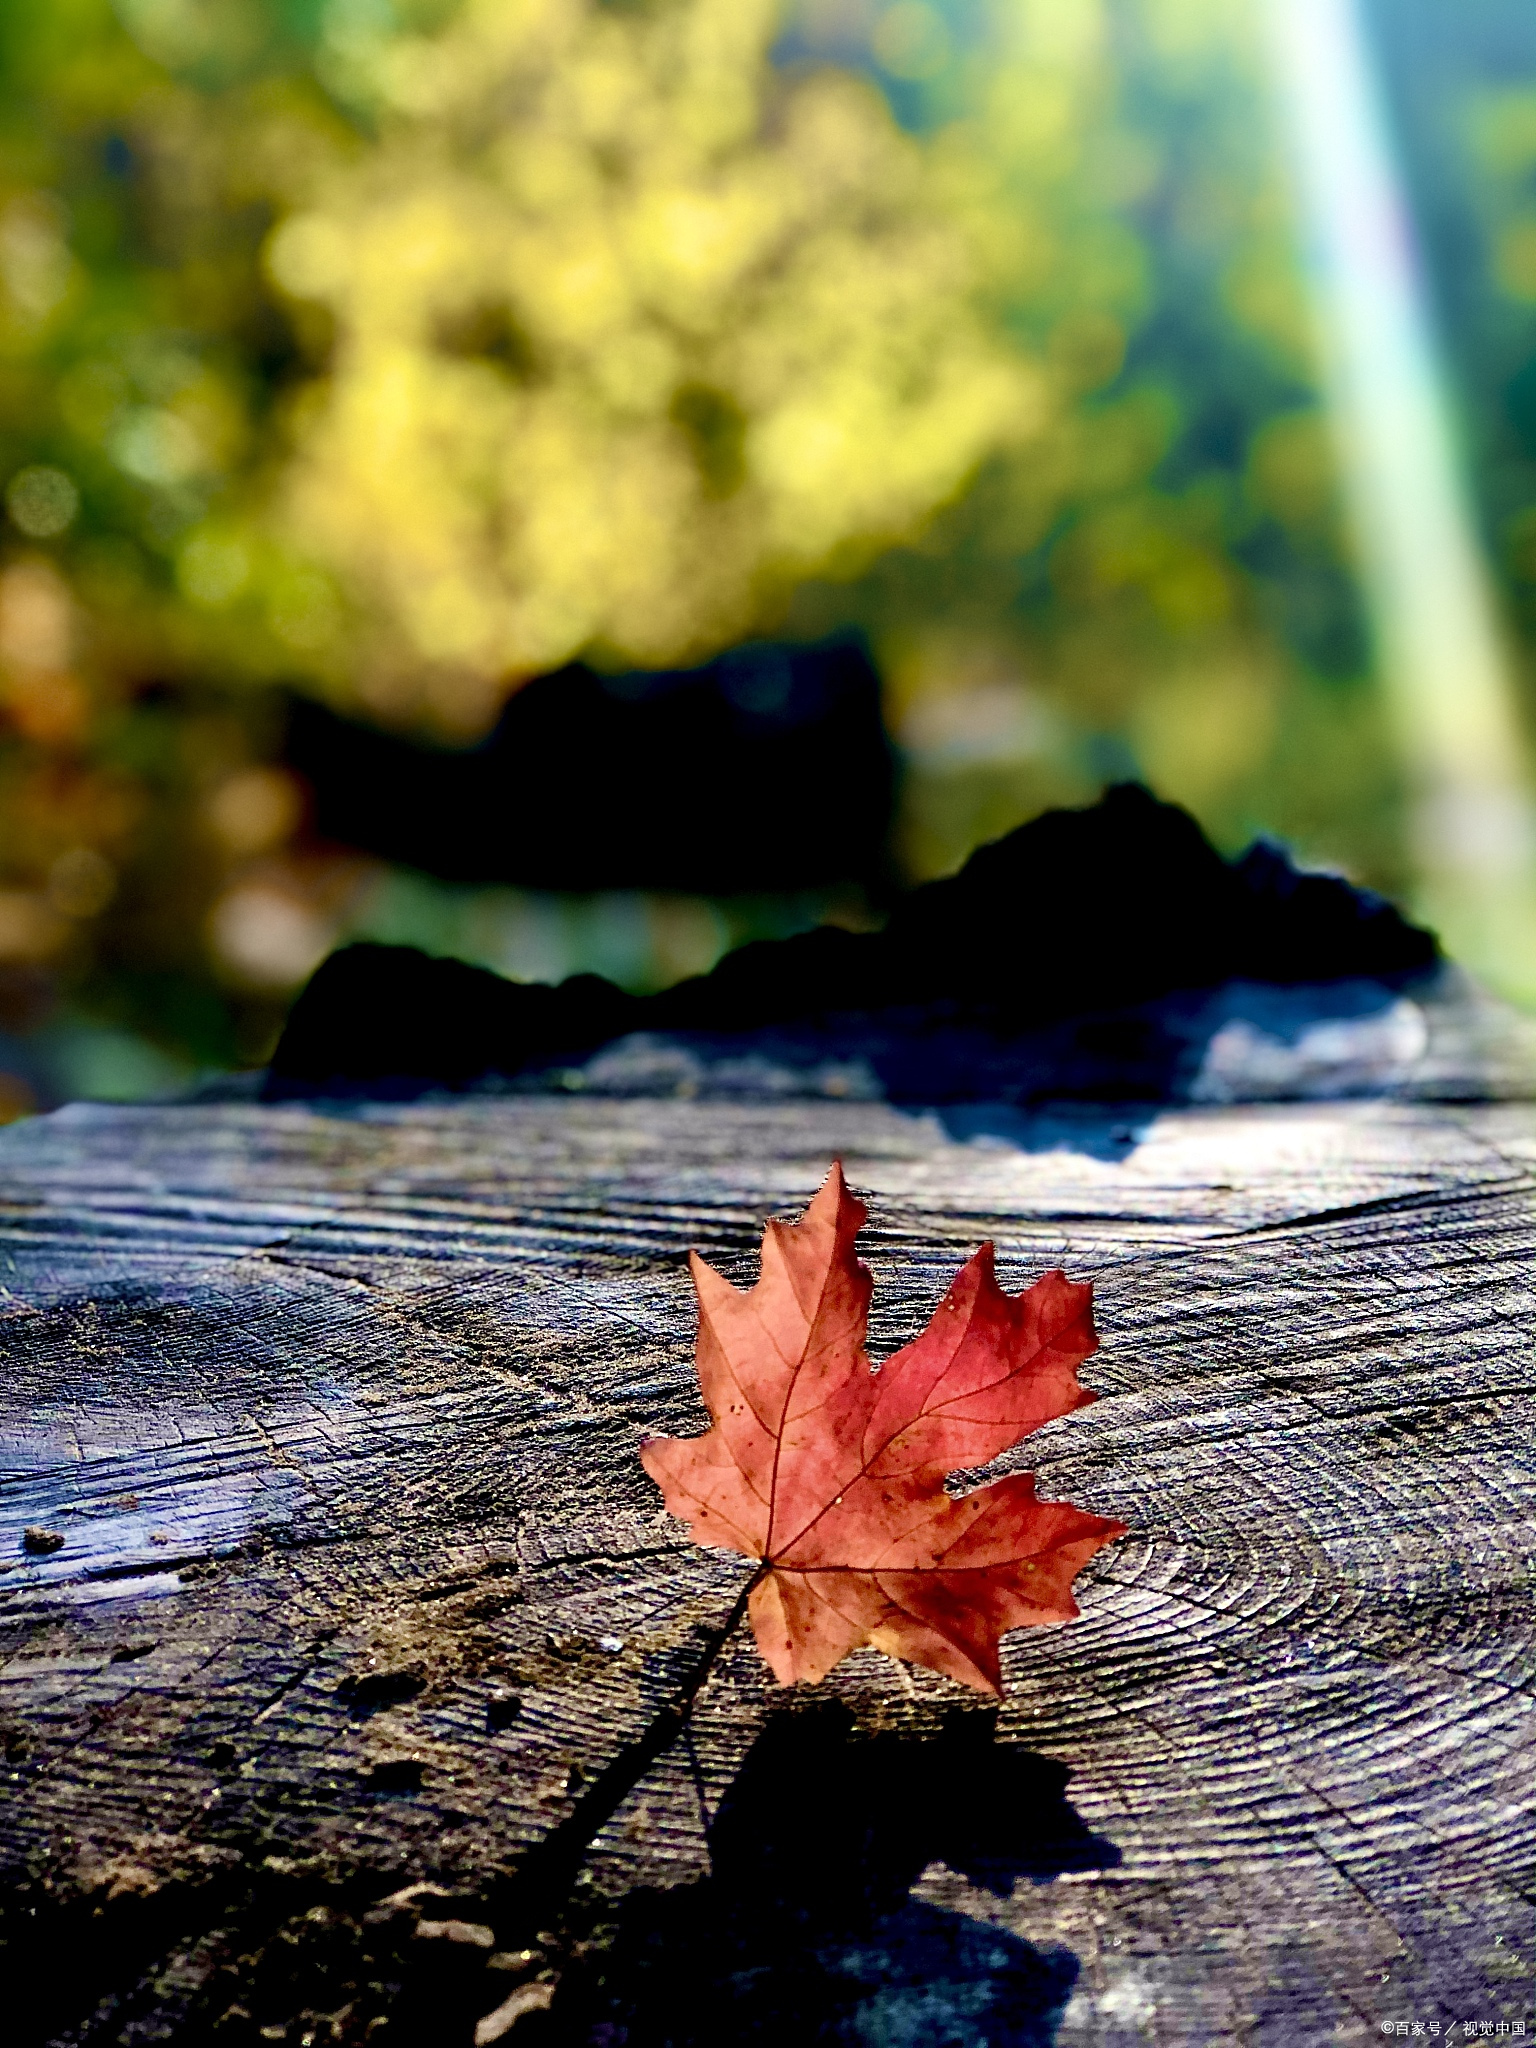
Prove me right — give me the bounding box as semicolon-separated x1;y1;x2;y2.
1;1090;1532;2043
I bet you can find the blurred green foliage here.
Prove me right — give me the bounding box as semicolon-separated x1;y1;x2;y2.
784;0;1401;887
0;0;1531;1104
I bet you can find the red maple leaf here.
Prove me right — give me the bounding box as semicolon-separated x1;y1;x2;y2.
641;1164;1125;1695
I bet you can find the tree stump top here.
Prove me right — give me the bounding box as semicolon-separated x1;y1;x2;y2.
1;1088;1532;2043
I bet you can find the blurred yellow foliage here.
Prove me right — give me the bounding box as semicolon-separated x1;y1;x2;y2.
266;0;1043;731
0;0;1464;1082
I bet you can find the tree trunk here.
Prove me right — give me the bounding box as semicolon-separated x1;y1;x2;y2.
2;1076;1532;2043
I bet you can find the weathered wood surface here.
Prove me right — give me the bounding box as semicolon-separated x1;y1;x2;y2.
1;1090;1532;2044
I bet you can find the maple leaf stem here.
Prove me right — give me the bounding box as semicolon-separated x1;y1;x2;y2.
497;1565;765;1935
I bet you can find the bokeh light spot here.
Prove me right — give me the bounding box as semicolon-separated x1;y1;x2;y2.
206;768;303;857
47;847;116;919
110;409;204;486
6;466;79;539
0;891;64;963
0;560;74;669
211;885;335;989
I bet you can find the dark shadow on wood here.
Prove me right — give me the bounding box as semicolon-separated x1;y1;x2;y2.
6;1864;515;2048
265;785;1439;1109
536;1700;1119;2046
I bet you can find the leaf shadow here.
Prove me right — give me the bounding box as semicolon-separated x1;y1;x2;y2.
541;1700;1120;2046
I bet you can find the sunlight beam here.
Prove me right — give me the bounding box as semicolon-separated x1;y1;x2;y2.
1258;0;1536;999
